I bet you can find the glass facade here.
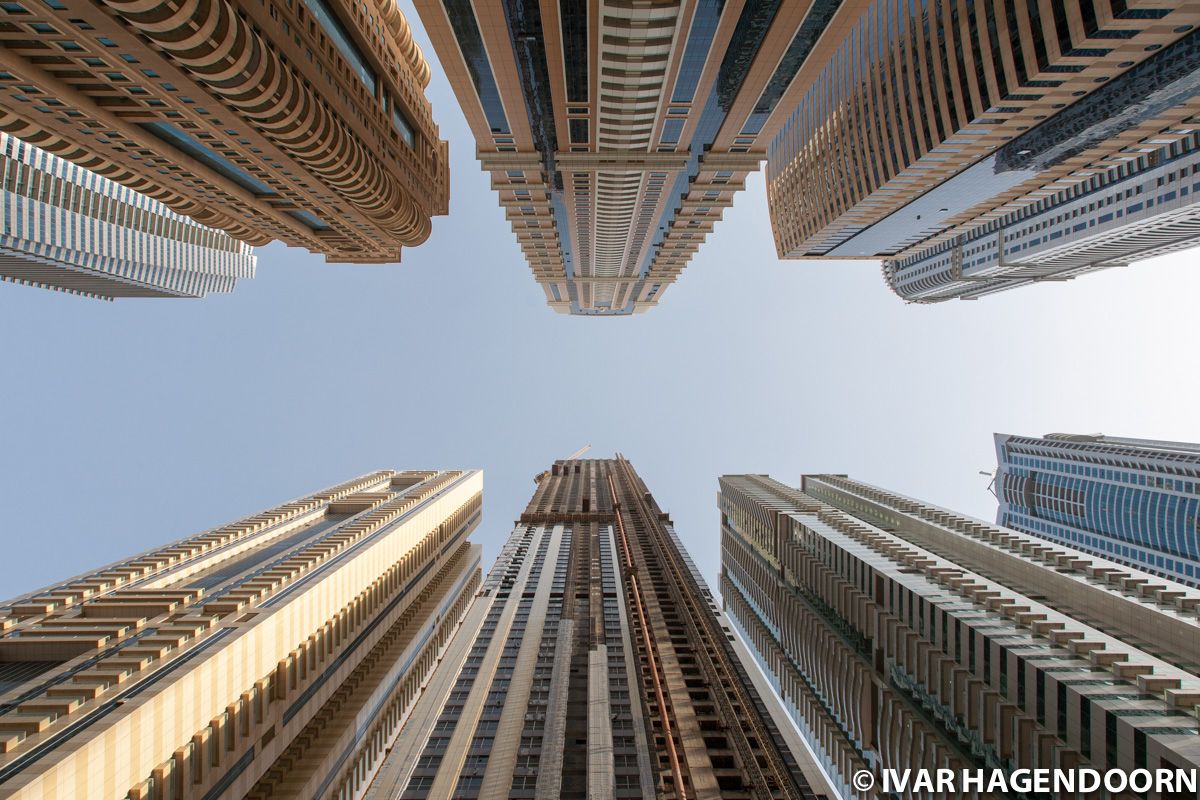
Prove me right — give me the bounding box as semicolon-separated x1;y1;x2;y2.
740;0;845;135
302;0;377;93
996;433;1200;586
441;0;510;134
670;0;723;104
558;0;587;103
137;121;277;197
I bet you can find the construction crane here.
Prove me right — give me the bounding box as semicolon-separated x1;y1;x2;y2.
533;444;591;484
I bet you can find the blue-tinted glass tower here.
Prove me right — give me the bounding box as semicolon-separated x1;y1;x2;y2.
995;432;1200;587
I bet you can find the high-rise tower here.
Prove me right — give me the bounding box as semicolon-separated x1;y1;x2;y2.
0;133;256;299
0;469;482;800
996;432;1200;588
366;456;832;799
765;0;1200;300
721;473;1200;797
412;0;873;314
882;130;1200;302
0;0;448;264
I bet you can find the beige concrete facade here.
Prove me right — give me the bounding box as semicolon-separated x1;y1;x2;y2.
0;469;483;800
0;0;448;264
720;473;1200;799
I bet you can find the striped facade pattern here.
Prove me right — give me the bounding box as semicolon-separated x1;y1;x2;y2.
721;473;1200;799
997;432;1200;588
0;132;255;299
0;469;483;800
0;0;447;264
366;458;828;799
767;0;1200;260
885;134;1200;301
418;0;860;314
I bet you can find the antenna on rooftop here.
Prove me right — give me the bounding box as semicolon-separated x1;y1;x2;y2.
980;470;998;499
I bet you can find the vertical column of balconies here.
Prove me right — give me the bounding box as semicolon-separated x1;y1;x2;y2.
243;543;482;800
731;474;1200;791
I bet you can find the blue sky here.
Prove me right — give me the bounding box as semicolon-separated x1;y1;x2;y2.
2;3;1199;598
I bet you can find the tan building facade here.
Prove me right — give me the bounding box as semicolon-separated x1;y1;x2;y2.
766;0;1200;293
720;473;1200;798
412;0;875;314
0;469;482;800
365;457;834;799
0;0;448;264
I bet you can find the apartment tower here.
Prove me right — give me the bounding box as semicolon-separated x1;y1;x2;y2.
0;469;483;800
883;129;1200;302
365;456;832;799
996;432;1200;588
766;0;1200;299
412;0;875;314
721;473;1200;797
0;0;448;263
0;132;256;299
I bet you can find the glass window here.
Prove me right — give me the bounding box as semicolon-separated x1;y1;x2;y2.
136;121;277;197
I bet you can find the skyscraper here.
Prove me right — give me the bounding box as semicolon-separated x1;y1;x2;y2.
766;0;1200;298
0;132;256;299
883;131;1200;302
365;456;833;799
412;0;871;314
0;0;448;264
0;469;482;800
995;432;1200;588
721;473;1200;797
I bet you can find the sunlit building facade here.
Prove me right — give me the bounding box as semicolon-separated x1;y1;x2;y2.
767;0;1200;300
366;457;832;799
0;469;482;800
0;0;448;264
721;472;1200;798
0;132;255;299
413;0;873;314
996;432;1200;588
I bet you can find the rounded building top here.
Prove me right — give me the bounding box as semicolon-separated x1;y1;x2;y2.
379;0;431;89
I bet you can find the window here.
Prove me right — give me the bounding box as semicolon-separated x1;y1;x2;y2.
285;209;329;231
301;0;376;92
391;105;415;148
136;121;277;196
